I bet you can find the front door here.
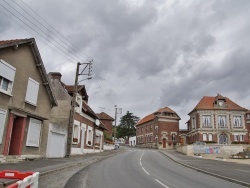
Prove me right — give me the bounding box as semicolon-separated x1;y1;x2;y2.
9;116;26;155
163;138;166;148
219;134;228;144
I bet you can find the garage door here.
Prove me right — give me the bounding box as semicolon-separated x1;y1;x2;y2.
47;132;65;158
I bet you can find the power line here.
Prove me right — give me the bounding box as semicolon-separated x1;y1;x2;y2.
0;0;117;111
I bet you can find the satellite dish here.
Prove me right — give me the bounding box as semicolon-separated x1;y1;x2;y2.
95;119;100;126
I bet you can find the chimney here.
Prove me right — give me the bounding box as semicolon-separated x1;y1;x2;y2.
48;72;62;81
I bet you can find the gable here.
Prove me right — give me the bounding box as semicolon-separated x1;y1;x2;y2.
0;38;57;106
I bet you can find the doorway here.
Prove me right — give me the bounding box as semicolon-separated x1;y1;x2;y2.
219;134;228;144
8;116;26;155
163;138;166;148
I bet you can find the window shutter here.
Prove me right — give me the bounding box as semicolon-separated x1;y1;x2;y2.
25;78;39;105
0;110;7;144
26;118;41;147
0;60;16;81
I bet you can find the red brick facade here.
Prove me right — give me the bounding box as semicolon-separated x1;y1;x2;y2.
185;94;249;145
136;107;180;149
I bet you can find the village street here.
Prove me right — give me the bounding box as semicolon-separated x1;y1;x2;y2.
62;147;249;188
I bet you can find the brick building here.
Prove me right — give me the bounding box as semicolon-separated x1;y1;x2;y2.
136;107;180;149
246;110;250;142
186;94;249;144
97;112;114;139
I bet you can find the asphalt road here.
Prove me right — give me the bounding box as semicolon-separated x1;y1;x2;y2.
64;148;246;188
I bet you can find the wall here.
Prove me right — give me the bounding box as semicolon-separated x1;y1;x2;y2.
177;145;249;158
0;45;53;157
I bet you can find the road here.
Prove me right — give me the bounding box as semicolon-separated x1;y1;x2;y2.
64;148;246;188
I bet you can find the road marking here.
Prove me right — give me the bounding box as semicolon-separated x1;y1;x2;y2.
155;179;169;188
235;169;250;173
142;167;150;175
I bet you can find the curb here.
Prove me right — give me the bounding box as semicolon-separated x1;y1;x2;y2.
159;151;250;187
2;150;125;187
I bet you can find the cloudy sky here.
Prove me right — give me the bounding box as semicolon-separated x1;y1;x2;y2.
1;0;250;128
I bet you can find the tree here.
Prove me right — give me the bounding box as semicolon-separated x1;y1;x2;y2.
116;111;140;140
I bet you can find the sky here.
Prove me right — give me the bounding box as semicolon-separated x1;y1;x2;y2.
1;0;250;129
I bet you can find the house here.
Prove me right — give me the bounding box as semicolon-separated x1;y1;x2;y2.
246;110;250;142
129;136;136;147
0;38;57;161
136;107;181;149
48;72;107;155
47;72;71;158
186;94;248;144
97;112;114;140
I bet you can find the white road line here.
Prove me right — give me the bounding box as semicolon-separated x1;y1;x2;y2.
235;169;250;173
155;179;169;188
142;167;150;175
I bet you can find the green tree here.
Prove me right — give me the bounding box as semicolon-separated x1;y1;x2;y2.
116;111;140;139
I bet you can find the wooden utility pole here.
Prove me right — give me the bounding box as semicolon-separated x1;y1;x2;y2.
66;61;92;157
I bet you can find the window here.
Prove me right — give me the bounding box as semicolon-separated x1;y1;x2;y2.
192;116;196;129
87;127;93;146
203;133;207;141
26;118;41;147
202;115;211;127
73;124;80;144
234;134;244;141
208;134;212;141
247;114;250;118
172;134;176;141
0;59;16;94
0;109;7;144
25;78;39;105
95;134;100;144
233;116;242;127
218;115;226;127
75;96;82;113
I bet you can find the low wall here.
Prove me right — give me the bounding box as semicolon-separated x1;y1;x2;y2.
177;145;249;158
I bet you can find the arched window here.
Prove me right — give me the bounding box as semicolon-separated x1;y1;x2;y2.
219;134;228;144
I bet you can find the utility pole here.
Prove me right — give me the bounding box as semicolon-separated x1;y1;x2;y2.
113;105;122;142
66;61;92;157
114;105;117;142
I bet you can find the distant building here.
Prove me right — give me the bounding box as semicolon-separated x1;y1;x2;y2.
97;112;114;139
186;94;248;144
136;107;181;149
129;136;136;147
246;110;250;142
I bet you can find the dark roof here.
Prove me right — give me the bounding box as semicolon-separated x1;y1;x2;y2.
65;85;88;102
97;112;114;121
136;107;180;126
0;38;57;106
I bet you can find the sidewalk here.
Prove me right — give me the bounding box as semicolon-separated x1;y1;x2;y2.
0;148;125;187
160;150;250;187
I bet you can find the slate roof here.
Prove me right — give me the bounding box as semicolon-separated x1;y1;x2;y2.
189;94;247;115
136;107;180;126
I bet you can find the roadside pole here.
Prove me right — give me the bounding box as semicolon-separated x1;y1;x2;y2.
66;61;92;157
